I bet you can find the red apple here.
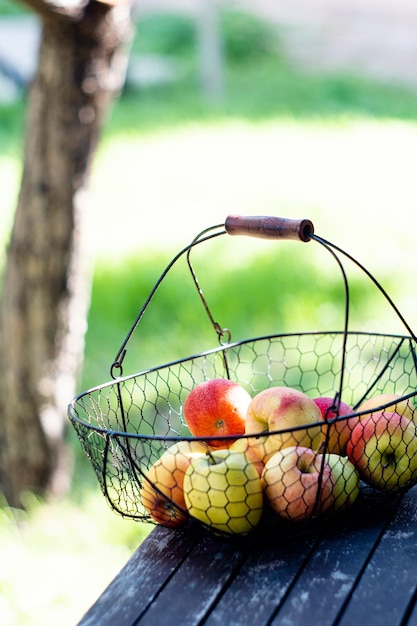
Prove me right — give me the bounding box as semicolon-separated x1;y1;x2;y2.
261;445;333;522
313;396;357;455
245;386;322;462
183;378;251;447
347;411;417;493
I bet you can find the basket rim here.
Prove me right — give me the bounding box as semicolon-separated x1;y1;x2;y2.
67;328;417;437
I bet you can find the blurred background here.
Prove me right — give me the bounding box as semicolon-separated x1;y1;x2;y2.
1;0;417;624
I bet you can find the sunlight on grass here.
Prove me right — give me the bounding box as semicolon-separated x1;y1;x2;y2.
91;116;417;258
2;115;417;373
89;116;417;328
3;114;417;307
0;492;152;626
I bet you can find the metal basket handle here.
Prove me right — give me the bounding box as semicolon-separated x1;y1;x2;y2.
110;216;314;378
110;214;417;380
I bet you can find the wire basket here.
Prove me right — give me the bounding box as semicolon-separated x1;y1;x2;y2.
68;216;417;536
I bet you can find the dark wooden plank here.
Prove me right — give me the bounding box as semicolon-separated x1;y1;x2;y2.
404;593;417;626
267;491;403;626
135;532;246;626
77;525;199;626
201;532;318;626
337;486;417;626
78;486;417;626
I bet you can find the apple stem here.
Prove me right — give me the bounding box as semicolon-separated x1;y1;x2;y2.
206;451;217;465
382;453;395;469
316;439;327;455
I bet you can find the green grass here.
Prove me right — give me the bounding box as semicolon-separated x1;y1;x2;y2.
0;1;29;16
2;19;417;624
0;101;25;155
107;62;417;138
0;492;152;626
81;242;388;392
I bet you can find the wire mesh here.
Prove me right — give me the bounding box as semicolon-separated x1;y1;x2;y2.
69;331;417;533
68;217;417;536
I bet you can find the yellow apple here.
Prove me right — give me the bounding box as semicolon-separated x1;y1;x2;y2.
245;386;322;462
229;437;265;476
358;393;416;424
140;439;212;527
183;449;263;535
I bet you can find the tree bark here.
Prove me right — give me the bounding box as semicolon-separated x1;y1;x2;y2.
0;0;132;506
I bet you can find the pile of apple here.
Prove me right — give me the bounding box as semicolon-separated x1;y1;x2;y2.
140;378;417;536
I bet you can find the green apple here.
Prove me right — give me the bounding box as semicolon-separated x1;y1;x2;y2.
261;445;333;522
325;453;361;513
183;449;263;535
347;411;417;493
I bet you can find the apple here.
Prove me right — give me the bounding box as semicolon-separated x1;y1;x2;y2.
183;448;263;535
313;396;357;456
325;453;361;513
183;378;252;447
245;386;322;462
358;393;416;423
140;439;212;527
261;445;333;522
347;411;417;493
229;437;265;476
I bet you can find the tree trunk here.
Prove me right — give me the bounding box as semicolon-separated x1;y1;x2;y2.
0;0;132;507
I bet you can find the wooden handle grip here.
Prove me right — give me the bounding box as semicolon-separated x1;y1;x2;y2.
224;215;314;242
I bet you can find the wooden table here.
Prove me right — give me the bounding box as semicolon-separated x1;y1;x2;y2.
78;485;417;626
